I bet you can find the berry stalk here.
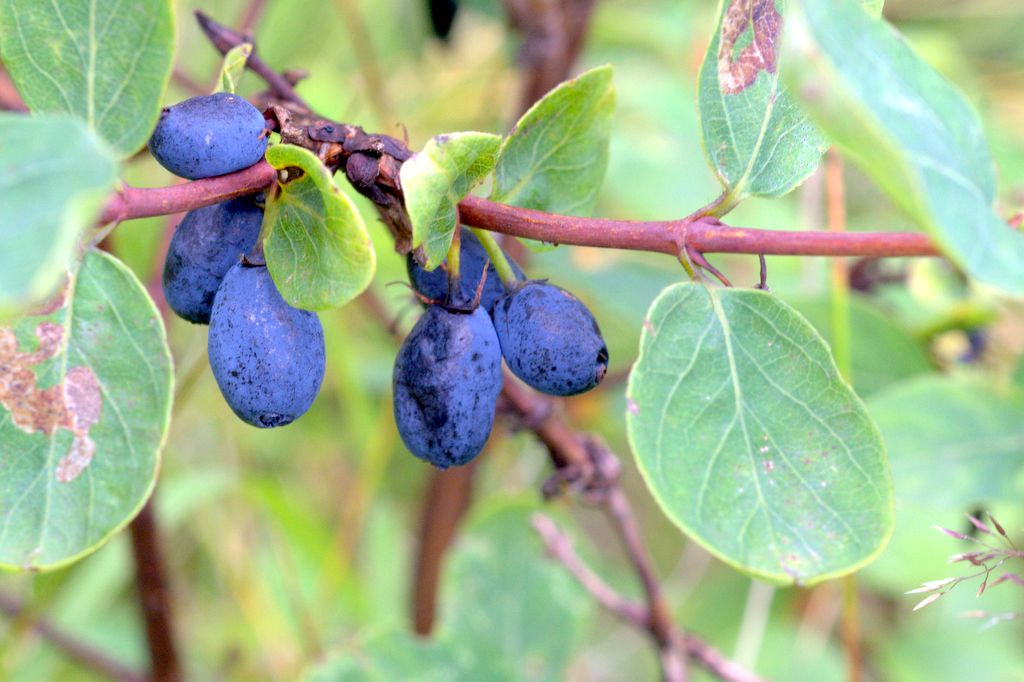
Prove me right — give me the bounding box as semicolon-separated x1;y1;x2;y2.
446;225;462;302
469;226;520;286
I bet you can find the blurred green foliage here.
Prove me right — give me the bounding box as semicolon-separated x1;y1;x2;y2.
3;0;1024;680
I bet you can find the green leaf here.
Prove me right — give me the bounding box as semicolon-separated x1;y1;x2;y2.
439;501;590;680
0;250;173;571
869;376;1024;509
864;376;1024;592
785;0;1024;293
697;0;882;206
785;294;932;396
491;65;614;248
401;132;501;270
0;0;175;157
697;0;827;203
263;144;376;311
0;113;118;317
626;283;893;584
303;500;590;681
303;633;461;682
216;42;252;94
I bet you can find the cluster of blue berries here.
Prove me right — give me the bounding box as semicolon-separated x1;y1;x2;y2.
150;93;326;429
396;231;608;469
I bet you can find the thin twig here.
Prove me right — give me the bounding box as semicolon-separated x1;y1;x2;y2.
128;500;182;682
0;591;146;682
532;513;650;626
194;10;310;110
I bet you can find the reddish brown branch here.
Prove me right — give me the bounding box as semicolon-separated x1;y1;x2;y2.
0;591;146;682
99;161;276;225
128;501;182;682
99;172;942;260
459;195;940;258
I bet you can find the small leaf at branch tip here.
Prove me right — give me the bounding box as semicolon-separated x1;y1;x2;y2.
217;43;253;94
912;593;943;611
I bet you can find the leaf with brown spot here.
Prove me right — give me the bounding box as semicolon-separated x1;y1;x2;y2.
698;0;884;204
718;0;782;95
0;250;172;571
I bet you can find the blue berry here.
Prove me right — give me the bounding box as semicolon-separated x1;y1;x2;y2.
148;93;268;179
208;263;325;428
162;195;264;324
406;229;524;312
393;305;503;468
492;281;608;396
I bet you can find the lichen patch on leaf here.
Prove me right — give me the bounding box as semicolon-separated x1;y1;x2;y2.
718;0;782;95
0;322;102;483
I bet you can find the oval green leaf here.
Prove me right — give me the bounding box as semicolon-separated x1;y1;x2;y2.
626;283;893;584
264;144;376;311
0;113;118;318
0;0;175;157
785;0;1024;293
401;132;501;270
0;249;173;571
491;65;614;249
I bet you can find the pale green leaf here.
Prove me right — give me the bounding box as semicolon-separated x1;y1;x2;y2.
785;0;1024;293
491;65;614;249
401;132;501;270
0;250;173;571
439;501;590;680
0;0;175;157
626;283;893;584
865;376;1024;592
263;144;376;311
303;500;590;681
786;294;932;396
869;376;1024;509
304;632;458;682
216;42;252;94
0;113;118;317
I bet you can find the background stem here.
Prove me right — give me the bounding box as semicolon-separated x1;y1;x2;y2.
825;149;863;682
128;501;182;682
